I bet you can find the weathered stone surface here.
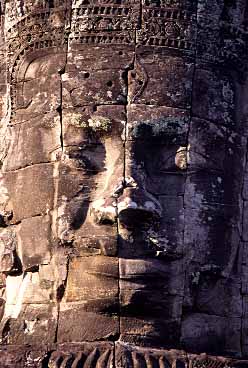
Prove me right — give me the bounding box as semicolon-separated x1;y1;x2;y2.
0;346;32;368
181;313;241;357
0;342;242;368
242;295;248;357
57;255;119;342
196;0;248;68
63;45;133;107
192;66;236;127
64;256;119;306
0;303;57;345
115;342;241;368
0;0;247;364
3;164;55;223
17;215;51;271
3;112;61;172
45;342;115;368
57;304;119;343
195;277;242;317
0;228;16;273
130;51;194;108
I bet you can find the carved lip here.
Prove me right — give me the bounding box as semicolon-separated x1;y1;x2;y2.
83;257;175;281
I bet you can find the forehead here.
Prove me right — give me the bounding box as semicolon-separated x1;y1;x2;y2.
6;0;241;130
6;0;242;163
12;46;236;153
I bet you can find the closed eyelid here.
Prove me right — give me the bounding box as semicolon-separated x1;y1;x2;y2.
187;150;225;171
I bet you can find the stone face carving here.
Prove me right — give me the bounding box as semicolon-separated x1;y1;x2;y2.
0;0;248;367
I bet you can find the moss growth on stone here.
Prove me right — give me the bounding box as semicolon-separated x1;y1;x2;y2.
70;113;88;128
88;116;112;132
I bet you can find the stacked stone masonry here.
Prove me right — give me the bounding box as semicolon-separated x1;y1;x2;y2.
0;0;248;366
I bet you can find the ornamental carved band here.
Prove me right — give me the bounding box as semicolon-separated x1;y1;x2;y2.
0;1;247;367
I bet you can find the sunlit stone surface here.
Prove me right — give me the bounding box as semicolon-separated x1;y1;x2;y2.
0;0;247;366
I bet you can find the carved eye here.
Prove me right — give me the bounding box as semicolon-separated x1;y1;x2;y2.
68;150;100;174
78;155;99;173
156;153;178;173
154;147;188;173
186;147;224;174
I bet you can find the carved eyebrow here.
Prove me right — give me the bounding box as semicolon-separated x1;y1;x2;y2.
128;116;189;140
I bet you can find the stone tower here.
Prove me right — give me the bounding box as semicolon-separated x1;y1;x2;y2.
0;0;247;366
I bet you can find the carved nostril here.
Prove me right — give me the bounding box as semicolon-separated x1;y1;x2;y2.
117;189;162;229
118;207;156;229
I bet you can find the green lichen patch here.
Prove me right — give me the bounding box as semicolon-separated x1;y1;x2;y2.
88;115;112;133
69;113;88;128
65;112;112;133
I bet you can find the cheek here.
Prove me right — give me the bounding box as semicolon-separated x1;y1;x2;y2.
144;147;186;196
146;173;186;196
98;137;124;195
185;173;239;208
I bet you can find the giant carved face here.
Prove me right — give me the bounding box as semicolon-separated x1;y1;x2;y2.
0;0;247;360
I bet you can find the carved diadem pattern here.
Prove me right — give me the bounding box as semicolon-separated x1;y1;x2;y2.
138;2;196;51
